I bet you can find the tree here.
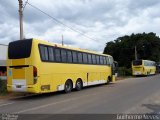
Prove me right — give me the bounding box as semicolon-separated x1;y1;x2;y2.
103;32;160;68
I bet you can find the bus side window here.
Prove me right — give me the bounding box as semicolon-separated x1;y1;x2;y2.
108;56;113;65
88;54;92;64
100;56;103;65
39;45;49;61
72;51;78;63
61;49;67;63
92;54;96;64
48;47;54;61
67;50;73;63
103;56;106;65
82;53;88;64
39;45;45;61
96;55;100;65
55;48;61;62
44;47;49;61
78;52;83;64
106;56;109;65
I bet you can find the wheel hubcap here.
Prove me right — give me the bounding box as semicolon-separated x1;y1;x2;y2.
66;84;70;91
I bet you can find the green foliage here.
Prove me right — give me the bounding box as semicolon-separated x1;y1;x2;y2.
103;32;160;68
0;80;7;95
118;67;132;76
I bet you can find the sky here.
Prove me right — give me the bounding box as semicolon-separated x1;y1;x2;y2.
0;0;160;52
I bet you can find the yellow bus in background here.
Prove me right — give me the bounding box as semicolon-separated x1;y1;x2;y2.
7;38;116;93
132;59;156;76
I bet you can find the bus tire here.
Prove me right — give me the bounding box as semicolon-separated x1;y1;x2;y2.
64;80;73;93
106;76;111;84
75;79;83;91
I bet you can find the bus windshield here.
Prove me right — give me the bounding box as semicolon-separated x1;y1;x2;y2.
8;39;32;59
133;60;142;66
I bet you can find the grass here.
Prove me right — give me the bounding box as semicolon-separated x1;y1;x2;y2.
116;76;133;81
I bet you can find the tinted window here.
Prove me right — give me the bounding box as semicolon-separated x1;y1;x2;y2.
44;47;49;61
100;56;103;65
96;56;100;64
88;54;92;64
8;39;32;59
83;53;88;64
106;56;109;65
144;61;148;66
133;60;142;66
92;55;96;64
109;56;114;65
67;50;72;63
55;49;61;62
103;57;106;65
78;52;83;63
72;51;78;63
39;46;45;61
61;49;67;62
39;45;49;61
48;47;54;61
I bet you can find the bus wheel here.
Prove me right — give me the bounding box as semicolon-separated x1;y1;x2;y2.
106;76;111;84
64;80;73;93
75;79;83;91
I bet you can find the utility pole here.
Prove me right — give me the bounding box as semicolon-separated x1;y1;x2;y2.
62;35;64;46
135;46;138;60
18;0;24;40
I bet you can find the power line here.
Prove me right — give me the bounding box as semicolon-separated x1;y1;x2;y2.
27;2;99;42
23;0;28;11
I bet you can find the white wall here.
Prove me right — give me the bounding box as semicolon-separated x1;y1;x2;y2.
0;44;8;66
0;45;7;60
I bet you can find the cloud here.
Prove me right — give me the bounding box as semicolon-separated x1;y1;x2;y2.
0;0;160;52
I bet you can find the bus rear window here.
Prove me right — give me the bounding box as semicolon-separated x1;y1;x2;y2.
8;39;32;59
133;60;142;66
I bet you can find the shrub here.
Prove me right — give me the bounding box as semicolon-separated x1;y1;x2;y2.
117;67;132;76
0;79;7;95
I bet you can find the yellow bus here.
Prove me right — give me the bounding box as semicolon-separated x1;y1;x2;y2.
7;38;116;93
132;59;156;76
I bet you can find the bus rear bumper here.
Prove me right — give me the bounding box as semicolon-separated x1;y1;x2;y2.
7;85;39;93
133;71;142;75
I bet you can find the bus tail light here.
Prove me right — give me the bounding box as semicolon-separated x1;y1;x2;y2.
33;66;38;84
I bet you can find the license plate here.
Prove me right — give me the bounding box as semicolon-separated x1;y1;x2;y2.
16;85;22;88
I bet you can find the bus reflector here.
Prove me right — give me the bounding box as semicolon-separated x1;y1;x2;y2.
33;66;37;77
33;66;37;84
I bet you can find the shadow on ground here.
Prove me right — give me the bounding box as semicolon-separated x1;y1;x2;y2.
10;83;115;101
142;104;160;114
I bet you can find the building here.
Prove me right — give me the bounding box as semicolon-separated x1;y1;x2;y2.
0;44;8;80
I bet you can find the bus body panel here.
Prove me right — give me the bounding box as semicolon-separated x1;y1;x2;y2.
38;63;111;93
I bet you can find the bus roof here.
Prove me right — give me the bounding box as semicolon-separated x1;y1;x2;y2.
32;38;112;57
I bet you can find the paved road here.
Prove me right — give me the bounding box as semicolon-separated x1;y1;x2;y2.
0;75;160;114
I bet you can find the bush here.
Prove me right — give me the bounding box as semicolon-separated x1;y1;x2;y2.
125;68;132;76
0;80;7;95
117;67;132;76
